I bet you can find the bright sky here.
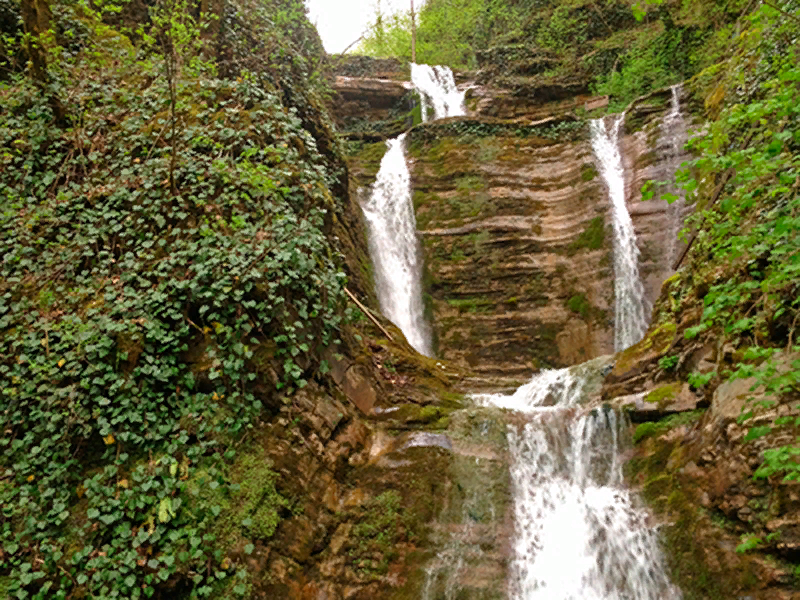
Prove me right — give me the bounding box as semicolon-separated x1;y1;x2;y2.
305;0;408;54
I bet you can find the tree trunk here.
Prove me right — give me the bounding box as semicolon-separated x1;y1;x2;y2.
20;0;66;124
410;0;416;63
20;0;52;85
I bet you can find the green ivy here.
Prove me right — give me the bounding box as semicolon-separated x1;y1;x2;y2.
659;3;799;480
0;0;348;598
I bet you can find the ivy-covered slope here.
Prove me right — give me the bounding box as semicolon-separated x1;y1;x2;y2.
0;1;376;598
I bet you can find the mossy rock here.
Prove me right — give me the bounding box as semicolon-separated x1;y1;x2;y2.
644;382;680;408
611;321;677;380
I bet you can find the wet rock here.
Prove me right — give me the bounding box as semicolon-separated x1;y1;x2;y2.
606;381;701;421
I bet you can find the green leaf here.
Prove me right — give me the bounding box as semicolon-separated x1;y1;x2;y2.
743;426;772;442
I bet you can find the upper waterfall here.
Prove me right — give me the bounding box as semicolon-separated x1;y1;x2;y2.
410;63;466;122
590;117;650;351
361;63;468;356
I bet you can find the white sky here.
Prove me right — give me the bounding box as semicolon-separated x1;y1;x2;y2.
305;0;408;54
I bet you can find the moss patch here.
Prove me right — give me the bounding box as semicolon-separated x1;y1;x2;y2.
569;216;606;253
190;445;290;551
447;297;493;314
613;321;677;375
566;293;591;318
644;382;681;408
348;491;413;577
580;163;598;181
632;409;706;443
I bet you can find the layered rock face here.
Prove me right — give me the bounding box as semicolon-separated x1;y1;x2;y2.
327;57;414;139
404;93;692;381
409;121;615;379
341;60;692;382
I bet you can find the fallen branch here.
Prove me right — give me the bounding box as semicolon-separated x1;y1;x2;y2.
343;287;393;341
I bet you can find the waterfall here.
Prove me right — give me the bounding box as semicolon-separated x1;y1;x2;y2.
590;117;650;351
410;63;466;122
476;369;681;600
661;85;689;265
362;64;465;355
362;134;432;356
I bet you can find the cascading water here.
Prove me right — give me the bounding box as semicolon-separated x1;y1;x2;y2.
410;63;466;122
661;84;689;265
362;134;432;356
476;369;681;600
591;117;650;351
362;65;465;356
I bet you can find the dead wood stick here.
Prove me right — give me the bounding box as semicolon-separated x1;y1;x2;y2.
344;287;394;341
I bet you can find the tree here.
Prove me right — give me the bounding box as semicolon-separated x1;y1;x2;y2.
20;0;65;122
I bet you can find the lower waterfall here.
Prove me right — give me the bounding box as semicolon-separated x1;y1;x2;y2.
476;369;681;600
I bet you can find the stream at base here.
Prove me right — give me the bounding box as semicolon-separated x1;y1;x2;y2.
470;368;681;600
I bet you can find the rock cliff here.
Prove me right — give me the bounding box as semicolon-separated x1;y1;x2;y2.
347;76;692;383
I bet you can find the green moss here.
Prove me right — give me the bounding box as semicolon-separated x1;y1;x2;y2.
613;321;677;374
419;405;443;421
190;445;289;550
566;293;591;318
580;163;598;181
569;216;606;252
455;175;486;192
349;491;410;577
633;409;706;443
447;297;492;313
644;382;680;408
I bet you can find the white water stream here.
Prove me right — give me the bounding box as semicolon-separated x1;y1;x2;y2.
476;369;681;600
362;133;432;356
590;117;650;351
410;63;466;122
363;63;683;598
662;85;689;265
362;64;465;356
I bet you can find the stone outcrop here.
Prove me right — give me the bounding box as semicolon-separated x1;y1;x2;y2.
407;119;614;380
331;76;413;134
327;56;415;138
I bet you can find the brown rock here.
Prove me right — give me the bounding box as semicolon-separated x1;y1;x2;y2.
342;366;377;415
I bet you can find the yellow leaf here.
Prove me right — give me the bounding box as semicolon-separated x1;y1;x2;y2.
221;557;231;570
27;475;35;482
212;392;219;401
76;485;85;498
118;479;129;489
58;359;66;368
103;434;115;446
